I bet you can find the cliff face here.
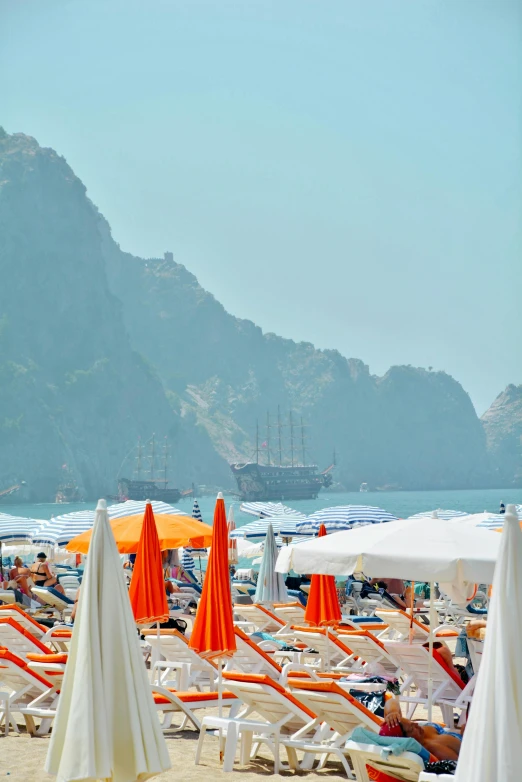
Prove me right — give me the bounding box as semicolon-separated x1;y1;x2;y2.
0;129;505;498
103;249;492;491
0;130;227;500
482;385;522;487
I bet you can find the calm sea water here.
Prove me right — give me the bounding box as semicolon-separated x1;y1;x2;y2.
5;487;522;527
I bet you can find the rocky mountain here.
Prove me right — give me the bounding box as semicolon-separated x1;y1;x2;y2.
0;129;515;499
0;129;227;500
482;385;522;487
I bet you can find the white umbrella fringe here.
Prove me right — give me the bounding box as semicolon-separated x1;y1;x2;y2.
45;499;170;782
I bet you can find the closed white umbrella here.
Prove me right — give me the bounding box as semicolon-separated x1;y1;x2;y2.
227;505;239;566
455;505;522;782
45;499;170;782
254;523;288;605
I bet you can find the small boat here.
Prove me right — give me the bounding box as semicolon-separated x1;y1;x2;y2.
359;482;368;492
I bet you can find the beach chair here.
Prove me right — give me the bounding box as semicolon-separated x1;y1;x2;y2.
336;630;401;677
195;672;321;773
0;589;17;605
339;615;390;636
272;601;306;632
284;679;384;776
151;685;239;731
32;586;75;621
233;603;288;635
0;648;60;735
142;628;218;690
0;604;48;637
383;641;468;724
345;740;424;781
375;610;459;642
0;617;53;661
56;573;80;600
290;626;355;671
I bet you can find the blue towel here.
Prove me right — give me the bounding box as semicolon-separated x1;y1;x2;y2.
350;726;429;763
348;615;385;624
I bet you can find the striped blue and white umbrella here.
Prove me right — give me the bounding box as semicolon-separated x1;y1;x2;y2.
0;513;46;544
296;505;398;535
180;549;196;571
240;502;303;519
187;499;207;558
192;499;202;521
32;500;184;546
407;509;468;521
230;513;308;540
478;505;522;530
253;523;288;605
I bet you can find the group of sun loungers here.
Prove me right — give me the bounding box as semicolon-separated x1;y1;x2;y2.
0;591;481;780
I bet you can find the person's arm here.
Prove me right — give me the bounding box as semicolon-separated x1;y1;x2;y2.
423;736;460;761
383;697;403;727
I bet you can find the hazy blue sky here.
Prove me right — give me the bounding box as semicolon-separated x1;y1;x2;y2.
3;0;521;414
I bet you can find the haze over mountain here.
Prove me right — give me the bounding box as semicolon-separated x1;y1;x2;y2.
0;130;520;500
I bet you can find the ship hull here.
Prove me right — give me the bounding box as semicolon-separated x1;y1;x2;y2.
118;478;181;504
230;463;328;502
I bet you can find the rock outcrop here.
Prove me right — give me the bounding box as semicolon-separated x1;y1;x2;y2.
482;385;522;487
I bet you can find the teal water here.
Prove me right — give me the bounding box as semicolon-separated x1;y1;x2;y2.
4;487;521;528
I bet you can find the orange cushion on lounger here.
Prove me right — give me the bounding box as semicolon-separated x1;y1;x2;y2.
287;678;382;726
25;653;68;664
50;629;72;638
366;764;408;781
0;648;54;687
234;626;281;671
272;602;303;609
0;617;50;652
153;689;236;705
435;629;459;638
222;671;316;719
289;670;346;680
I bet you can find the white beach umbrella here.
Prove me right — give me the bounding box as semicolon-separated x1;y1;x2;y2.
230;513;308;540
455;505;522;782
254;523;288;605
407;509;468;521
45;499;170;782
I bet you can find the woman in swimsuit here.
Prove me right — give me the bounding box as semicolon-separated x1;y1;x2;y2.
30;553;65;594
383;697;462;761
9;556;33;597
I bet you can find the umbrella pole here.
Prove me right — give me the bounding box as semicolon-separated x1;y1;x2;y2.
218;659;224;762
152;621;160;680
325;626;330;672
427;580;435;721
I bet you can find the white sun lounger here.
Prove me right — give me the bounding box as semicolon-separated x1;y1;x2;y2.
233;603;288;635
32;587;75;621
0;648;60;735
345;740;424;781
0;617;54;661
0;604;48;638
336;629;402;677
152;685;239;731
142;628;219;690
375;609;458;643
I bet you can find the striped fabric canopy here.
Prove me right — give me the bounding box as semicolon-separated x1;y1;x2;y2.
296;505;398;535
478;505;522;530
191;499;202;521
0;513;46;544
407;509;468;521
180;549;196;571
239;502;303;519
32;500;185;546
230;513;308;540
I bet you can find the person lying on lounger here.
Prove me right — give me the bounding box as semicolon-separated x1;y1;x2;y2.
382;697;461;761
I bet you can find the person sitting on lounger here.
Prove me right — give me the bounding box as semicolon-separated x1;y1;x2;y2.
382;697;462;761
9;556;34;598
30;553;65;594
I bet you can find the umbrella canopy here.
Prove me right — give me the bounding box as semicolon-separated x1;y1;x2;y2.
454;505;522;782
34;500;184;546
478;505;522;529
304;524;341;627
66;511;213;554
227;505;238;566
230;513;308;540
180;548;196;571
276;516;501;600
188;493;236;660
0;513;46;543
407;509;468;521
192;499;203;521
296;505;398;535
45;499;170;782
128;503;169;625
253;523;288;605
239;501;303;519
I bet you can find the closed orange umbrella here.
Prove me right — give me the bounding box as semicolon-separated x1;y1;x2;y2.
128;503;169;625
189;493;236;661
304;524;342;627
66;512;213;554
304;524;341;671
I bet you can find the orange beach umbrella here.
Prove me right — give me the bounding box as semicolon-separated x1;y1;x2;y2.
128;503;169;625
304;524;342;627
66;512;213;554
189;493;236;661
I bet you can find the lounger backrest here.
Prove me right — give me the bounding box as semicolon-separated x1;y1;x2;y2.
336;631;400;675
272;603;305;627
0;605;46;637
375;610;427;640
0;648;53;699
384;642;464;698
0;617;50;658
31;587;69;609
287;679;383;736
223;671;316;732
230;626;282;675
290;626;354;665
142;629;217;670
233;604;285;631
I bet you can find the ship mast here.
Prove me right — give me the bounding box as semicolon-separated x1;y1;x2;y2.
255;419;259;464
289;411;295;467
150;433;155;481
301;417;306;466
163;436;168;485
266;412;271;466
277;405;283;466
136;437;143;480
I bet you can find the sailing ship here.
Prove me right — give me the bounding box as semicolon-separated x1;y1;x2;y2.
117;435;181;503
230;410;334;502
